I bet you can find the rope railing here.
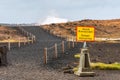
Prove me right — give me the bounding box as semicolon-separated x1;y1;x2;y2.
0;26;36;50
40;26;78;64
0;37;28;50
18;26;36;43
17;26;36;42
43;40;78;64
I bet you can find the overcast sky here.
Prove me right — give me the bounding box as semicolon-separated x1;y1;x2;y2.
0;0;120;23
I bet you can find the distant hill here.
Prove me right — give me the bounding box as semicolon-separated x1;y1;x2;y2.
0;26;23;41
42;19;120;38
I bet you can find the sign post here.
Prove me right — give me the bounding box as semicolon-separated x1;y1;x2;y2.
74;26;95;77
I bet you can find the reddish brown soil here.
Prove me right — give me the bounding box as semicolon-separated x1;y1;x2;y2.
0;26;23;41
42;19;120;38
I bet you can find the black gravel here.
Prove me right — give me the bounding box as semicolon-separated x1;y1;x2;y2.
0;26;120;80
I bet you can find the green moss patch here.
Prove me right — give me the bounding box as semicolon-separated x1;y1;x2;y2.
91;62;120;70
73;62;120;71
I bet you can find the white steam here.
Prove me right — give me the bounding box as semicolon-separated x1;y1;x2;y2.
36;16;68;25
41;16;68;25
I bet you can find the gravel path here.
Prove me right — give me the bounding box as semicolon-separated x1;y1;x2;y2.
0;26;120;80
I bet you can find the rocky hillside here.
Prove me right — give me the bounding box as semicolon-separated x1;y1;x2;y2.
0;26;23;41
42;19;120;38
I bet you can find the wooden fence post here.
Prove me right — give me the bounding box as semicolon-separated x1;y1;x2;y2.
72;40;75;48
54;43;58;58
24;37;26;45
66;35;68;41
8;40;10;50
68;41;70;49
18;38;21;48
27;32;29;37
25;31;27;36
29;33;32;37
73;37;77;46
67;36;69;41
44;48;47;64
21;29;23;34
76;42;78;45
23;30;25;35
33;36;36;42
31;36;34;44
27;37;30;44
62;41;65;54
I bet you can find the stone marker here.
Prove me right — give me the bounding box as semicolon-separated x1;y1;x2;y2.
0;46;8;66
74;47;95;77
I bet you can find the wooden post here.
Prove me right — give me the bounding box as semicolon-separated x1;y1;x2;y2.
72;40;75;48
33;36;36;42
27;32;29;37
29;33;31;37
76;42;78;45
24;37;26;45
44;48;47;64
18;38;21;48
8;40;10;50
74;41;76;46
21;29;23;34
67;36;69;41
23;30;25;35
68;41;70;49
65;35;67;40
31;36;34;44
62;41;65;54
74;36;77;46
27;37;29;44
25;31;27;36
54;43;57;58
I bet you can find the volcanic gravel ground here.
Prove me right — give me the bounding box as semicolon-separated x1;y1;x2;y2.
89;42;120;63
0;26;120;80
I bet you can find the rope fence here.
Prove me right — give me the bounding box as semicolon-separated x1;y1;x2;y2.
0;26;36;50
17;26;36;41
44;40;78;64
0;38;27;50
40;27;79;64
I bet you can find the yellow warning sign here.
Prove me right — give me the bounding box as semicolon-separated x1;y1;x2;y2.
76;26;95;41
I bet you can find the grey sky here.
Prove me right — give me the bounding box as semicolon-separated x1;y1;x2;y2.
0;0;120;23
